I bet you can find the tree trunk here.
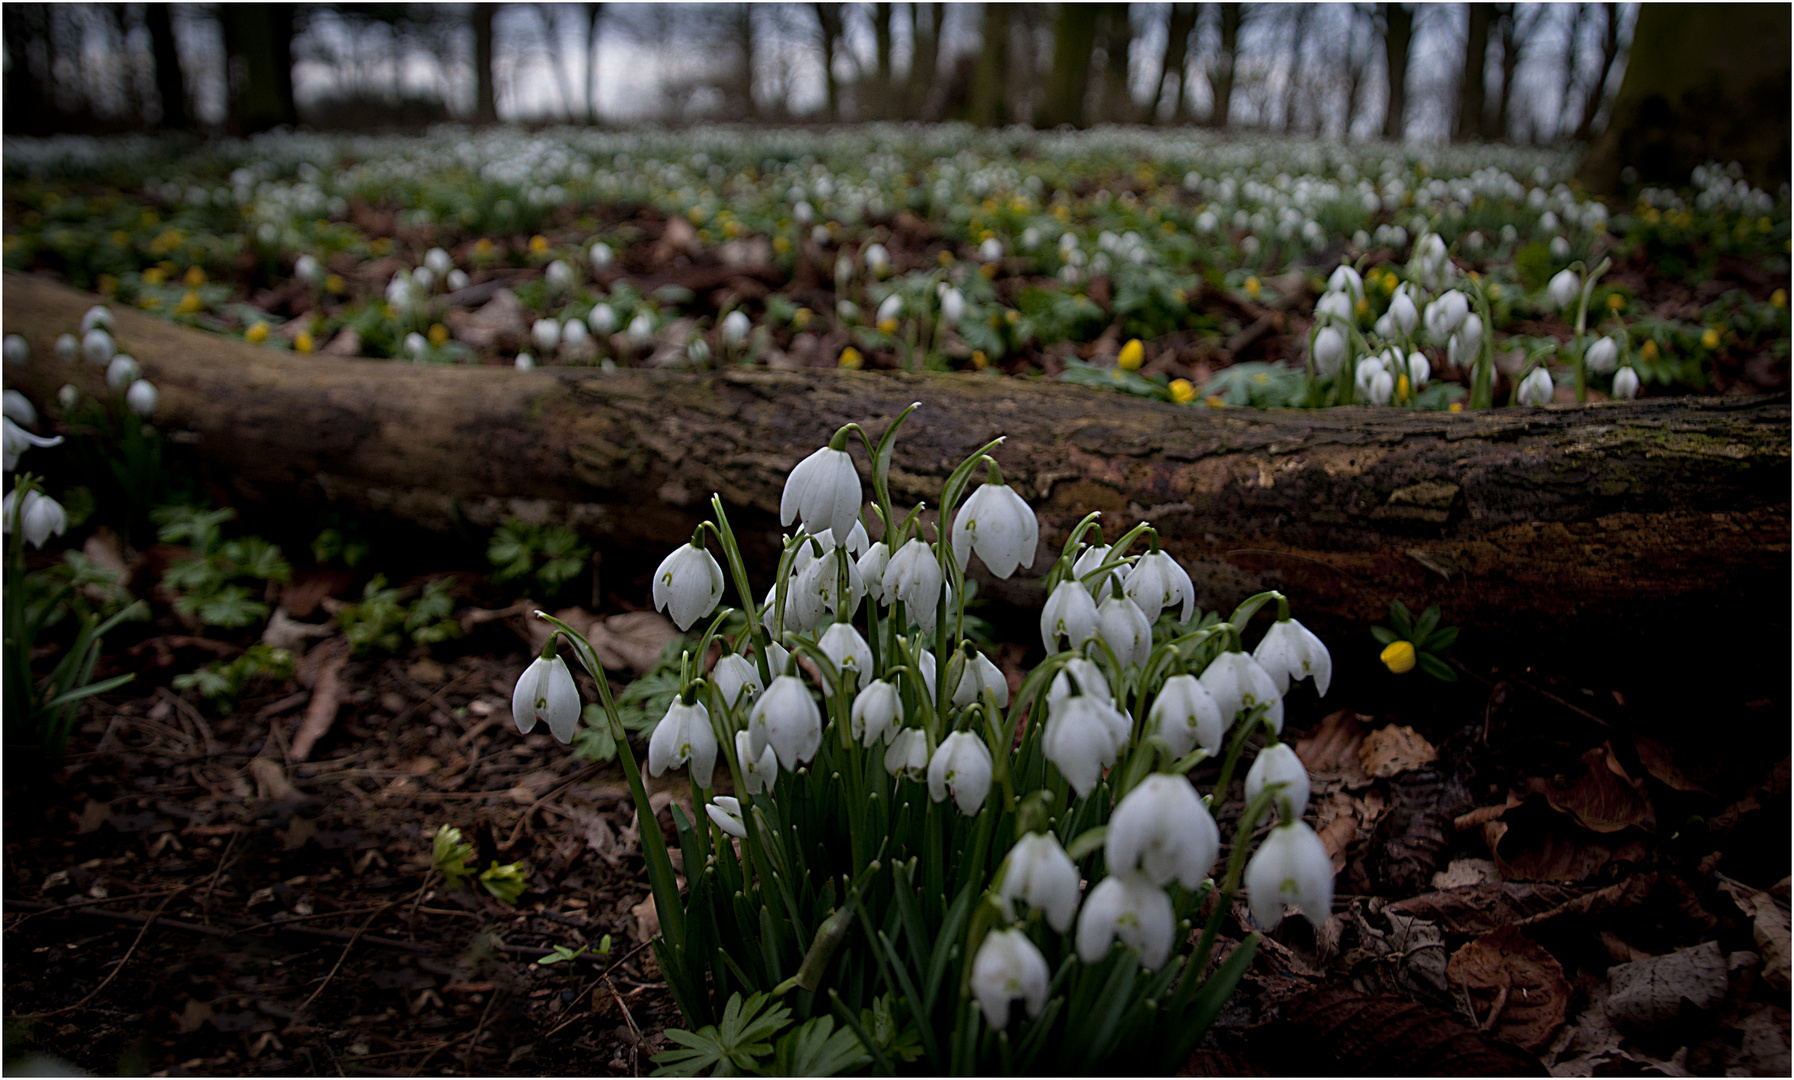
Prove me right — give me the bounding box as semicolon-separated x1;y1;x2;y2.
1578;3;1789;191
1208;1;1241;128
3;4;52;136
6;270;1788;693
871;2;893;119
1038;3;1099;128
734;3;759;119
969;2;1010;127
904;2;941;119
1153;3;1197;123
1379;2;1412;140
1572;1;1620;142
218;4;296;134
811;3;843;121
471;4;498;122
144;2;190;130
586;3;604;123
1100;3;1134;123
1492;2;1525;141
1281;4;1311;132
1455;2;1491;140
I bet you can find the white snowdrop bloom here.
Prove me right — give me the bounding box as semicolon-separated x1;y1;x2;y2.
424;247;453;277
747;674;823;770
294;254;323;284
1076;873;1175;970
1405;352;1430;388
105;354;141;391
1549;235;1571;260
628;311;655;344
652;542;724;631
1612;367;1640;400
997;832;1081;932
125;380;159;417
851;679;903;745
1327;264;1364;301
939;288;965;325
883;539;943;630
971;929;1050;1029
928;731;994;814
1252;618;1332;696
80;305;113;335
706;795;747;839
531;319;561;352
951;650;1009;708
1388;290;1419;334
857;542;891;603
1423;291;1470;341
1047;656;1113;712
1043;691;1129;797
1123;550;1194;624
2;391;34;427
514;352;535;370
589;241;614;270
1517;366;1555;405
82;328;115;366
1040;579;1100;653
588;303;617;335
781;444;863;543
648;699;717;788
1147;674;1224;758
876;293;903;327
403;332;429;360
546;259;576;292
1245;742;1312;822
1363;367;1394;404
3;417;61;471
836;299;862;322
952;480;1037;579
788;547;865;631
712;653;763;711
818;622;874;693
1314;290;1354;322
1107;773;1219;889
446;268;469;292
1244;821;1335;930
720;310;751;346
735;730;779;795
412;265;436;293
1374;312;1396;339
1547;268;1581;309
1071;542;1122;597
811;225;832;246
54;334;78;361
979;237;1004;262
886;727;930;780
793;200;815;224
1585;335;1620;375
511;654;581;742
56;384;77;412
1312;326;1348;377
1448;316;1484;368
863;243;890;275
3;489;67;548
562;319;590;350
835;254;855;286
3;335;28;366
1200;651;1284;734
1095;595;1152;669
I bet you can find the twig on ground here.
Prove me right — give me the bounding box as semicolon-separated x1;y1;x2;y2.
21;884;191;1017
298;902;393;1017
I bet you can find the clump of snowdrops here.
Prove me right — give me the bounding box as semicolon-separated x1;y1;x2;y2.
512;407;1335;1074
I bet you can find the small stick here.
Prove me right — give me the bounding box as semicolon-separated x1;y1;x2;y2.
297;903;393;1017
23;884;190;1017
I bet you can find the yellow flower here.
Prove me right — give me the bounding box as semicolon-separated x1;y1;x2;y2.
111;230;130;247
323;273;347;296
1759;216;1774;234
1005;308;1020;326
1641;340;1659;362
246;321;269;344
793;307;812;330
1204;395;1226;408
838;346;863;370
1169;378;1195;404
1118;339;1145;372
1397;373;1411;403
1607;292;1625;313
294;330;314;354
141;266;166;286
1380;640;1417;674
184;266;206;288
428;323;450;347
1701;327;1720;349
529;235;549;255
937;250;954;268
1245;276;1261;300
97;274;117;297
177;289;203;314
688;206;708;225
981;262;997;279
1487;283;1503;300
773;235;792;254
877;318;898;335
1449;401;1463;413
474;238;495;259
138;295;160;309
1772;289;1787;309
971;350;989;371
1355;297;1371;318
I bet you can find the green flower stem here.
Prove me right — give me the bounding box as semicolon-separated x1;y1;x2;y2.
1206;704;1271;819
1180;785;1277;1004
707;498;773;686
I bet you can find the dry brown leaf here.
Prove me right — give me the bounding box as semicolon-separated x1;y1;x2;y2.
444;288;526;351
1546;982;1626;1077
1393;875;1657;939
1718;879;1791;991
1250;986;1545;1075
1455;792;1523;831
1314;791;1360;872
1432;858;1502;890
1359;724;1438;778
261;609;333;653
290;639;348;762
1294;710;1371;788
630;896;660;943
1728;1004;1791;1075
1446;926;1572;1051
408;657;446;685
248;756;301;804
1631;734;1711;794
1605;940;1728;1027
1530;744;1651;834
1482;797;1646;883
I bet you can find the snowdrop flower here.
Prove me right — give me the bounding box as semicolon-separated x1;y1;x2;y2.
886;727;930;780
3;418;61;471
1076;873;1175;970
3;335;28;366
1423;291;1469;341
971;929;1050;1029
1047;656;1112;712
54;334;78;361
294;254;323;284
104;353;143;390
1253;618;1332;696
979;237;1004;262
863;243;890;275
851;679;903;745
57;384;78;411
531;319;561;353
648;699;717;788
627;312;654;344
3;489;67;548
793;200;815;224
80;305;113;335
1312;326;1348;377
1585;335;1619;375
788;548;865;631
1244;821;1334;930
712;653;763;710
1373;312;1396;339
939;287;965;325
403;332;429;361
1327;264;1364;301
3;391;36;427
811;225;832;246
1366;367;1395;404
412;265;436;293
512;652;580;742
951;650;1009;708
1245;742;1311;821
446;268;469;292
1549;235;1571;260
1448;316;1484;368
1314;290;1353;322
706;795;747;839
82;328;115;366
1388;290;1419;334
1517;366;1555;405
928;731;993;814
1040;579;1099;652
876;293;903;328
735;730;778;795
1123;550;1194;624
514;352;535;370
546;259;575;293
1095;595;1152;669
1612;366;1640;400
424;247;453;277
748;674;822;769
1547;268;1581;309
952;476;1037;579
1072;542;1121;596
997;832;1080;932
857;542;891;603
1200;651;1284;734
818;622;874;693
652;541;724;631
1146;674;1224;758
720;310;751;346
125;380;158;417
589;241;614;270
883;539;943;629
781;443;863;543
558;318;587;350
1043;689;1129;797
589;303;617;335
1405;351;1431;389
1106;773;1219;889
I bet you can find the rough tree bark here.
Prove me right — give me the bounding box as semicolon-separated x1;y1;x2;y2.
1208;2;1241;129
144;2;190;131
5;271;1788;698
969;2;1010;128
1379;1;1413;140
1151;3;1198;123
1039;4;1099;128
1454;3;1491;141
472;4;498;123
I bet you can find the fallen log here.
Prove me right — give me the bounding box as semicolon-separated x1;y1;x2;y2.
5;271;1789;706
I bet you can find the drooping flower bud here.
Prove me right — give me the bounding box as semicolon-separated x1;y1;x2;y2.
886;727;930;780
748;674;822;769
735;731;778;795
653;542;724;632
882;539;943;632
1585;335;1619;375
928;731;993;815
1076;873;1174;970
1547;268;1581;309
1244;821;1335;930
1095;595;1152;669
1043;687;1129;797
851;679;903;746
1611;366;1640;400
952;477;1038;579
1040;580;1099;653
648;699;717;789
1123;550;1195;624
706;794;747;839
817;622;874;695
781;443;864;544
3;489;67;548
1105;773;1219;889
1252;618;1332;696
711;654;763;711
512;654;581;743
971;929;1050;1028
1199;651;1285;734
1244;742;1312;822
1146;674;1224;758
997;832;1081;932
1517;366;1555;405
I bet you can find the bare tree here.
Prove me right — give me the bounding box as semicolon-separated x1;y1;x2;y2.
1573;2;1622;141
1378;1;1413;139
810;3;845;120
905;2;944;119
1491;2;1542;141
1207;2;1242;128
1456;2;1493;140
1150;3;1198;122
1039;3;1099;127
1280;3;1311;131
472;3;498;122
970;1;1009;126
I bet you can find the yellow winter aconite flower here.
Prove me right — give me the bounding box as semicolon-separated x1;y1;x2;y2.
1701;327;1720;349
773;235;791;255
793;307;812;330
1005;308;1020;326
177;290;203;314
428;323;450;347
1396;374;1411;403
246;321;269;344
1607;292;1625;312
1641;340;1659;362
184;266;206;288
294;330;314;354
529;235;549;255
971;350;989;371
937;250;954;268
1169;378;1195;404
325;273;345;295
838;346;863;370
474;238;495;258
1380;640;1417;674
1204;395;1226;408
877;318;898;335
141;266;166;286
1449;401;1463;413
1245;276;1261;300
96;274;117;297
1117;339;1144;372
1772;289;1787;309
